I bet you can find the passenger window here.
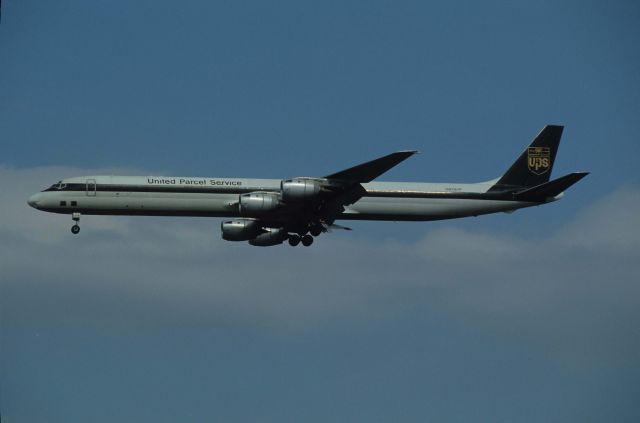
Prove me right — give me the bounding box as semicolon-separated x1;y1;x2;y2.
71;201;77;206
60;201;67;206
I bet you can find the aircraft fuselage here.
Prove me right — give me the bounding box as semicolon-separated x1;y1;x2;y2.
28;175;538;222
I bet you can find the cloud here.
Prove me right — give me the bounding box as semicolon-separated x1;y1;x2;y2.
1;165;639;370
556;186;640;253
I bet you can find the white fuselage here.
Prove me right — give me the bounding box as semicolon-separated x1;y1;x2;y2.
28;175;540;221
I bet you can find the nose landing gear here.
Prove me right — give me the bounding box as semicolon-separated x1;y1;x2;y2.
71;213;81;234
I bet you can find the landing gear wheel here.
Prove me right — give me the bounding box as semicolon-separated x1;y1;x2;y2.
71;212;81;235
288;235;301;246
301;235;314;247
309;225;323;237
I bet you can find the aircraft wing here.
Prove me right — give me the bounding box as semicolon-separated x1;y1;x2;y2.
317;150;418;223
324;150;418;183
259;151;418;227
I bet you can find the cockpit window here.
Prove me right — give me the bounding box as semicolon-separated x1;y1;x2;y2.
48;181;67;190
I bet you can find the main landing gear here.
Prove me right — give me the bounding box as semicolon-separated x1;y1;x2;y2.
286;221;326;247
288;235;301;246
287;234;314;247
301;235;313;246
309;224;323;237
71;212;81;234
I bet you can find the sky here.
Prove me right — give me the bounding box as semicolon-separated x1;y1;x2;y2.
1;1;639;421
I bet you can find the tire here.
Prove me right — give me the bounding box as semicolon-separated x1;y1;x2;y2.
71;225;80;234
288;235;301;246
301;235;313;247
309;225;322;237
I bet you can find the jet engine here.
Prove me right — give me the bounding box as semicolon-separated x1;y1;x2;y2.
248;227;288;247
239;192;280;216
221;219;261;241
281;178;323;202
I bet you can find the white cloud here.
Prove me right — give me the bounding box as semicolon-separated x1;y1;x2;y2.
555;186;640;253
1;165;639;369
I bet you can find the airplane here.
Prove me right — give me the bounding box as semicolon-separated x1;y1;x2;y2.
27;125;588;247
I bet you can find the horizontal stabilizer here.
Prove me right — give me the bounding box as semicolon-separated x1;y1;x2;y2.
514;172;589;201
325;151;418;183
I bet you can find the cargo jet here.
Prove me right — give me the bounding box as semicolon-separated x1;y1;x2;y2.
28;125;587;247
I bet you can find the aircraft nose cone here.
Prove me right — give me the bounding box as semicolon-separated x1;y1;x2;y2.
28;193;41;208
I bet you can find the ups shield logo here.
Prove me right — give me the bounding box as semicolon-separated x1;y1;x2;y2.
527;147;551;175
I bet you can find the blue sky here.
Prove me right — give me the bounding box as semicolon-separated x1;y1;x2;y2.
1;1;639;422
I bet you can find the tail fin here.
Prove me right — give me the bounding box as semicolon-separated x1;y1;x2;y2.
489;125;563;191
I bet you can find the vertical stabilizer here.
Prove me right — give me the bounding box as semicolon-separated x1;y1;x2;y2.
489;125;563;191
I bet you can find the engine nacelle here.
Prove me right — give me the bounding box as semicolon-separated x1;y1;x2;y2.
249;227;288;247
221;219;261;241
281;178;322;202
239;192;280;216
